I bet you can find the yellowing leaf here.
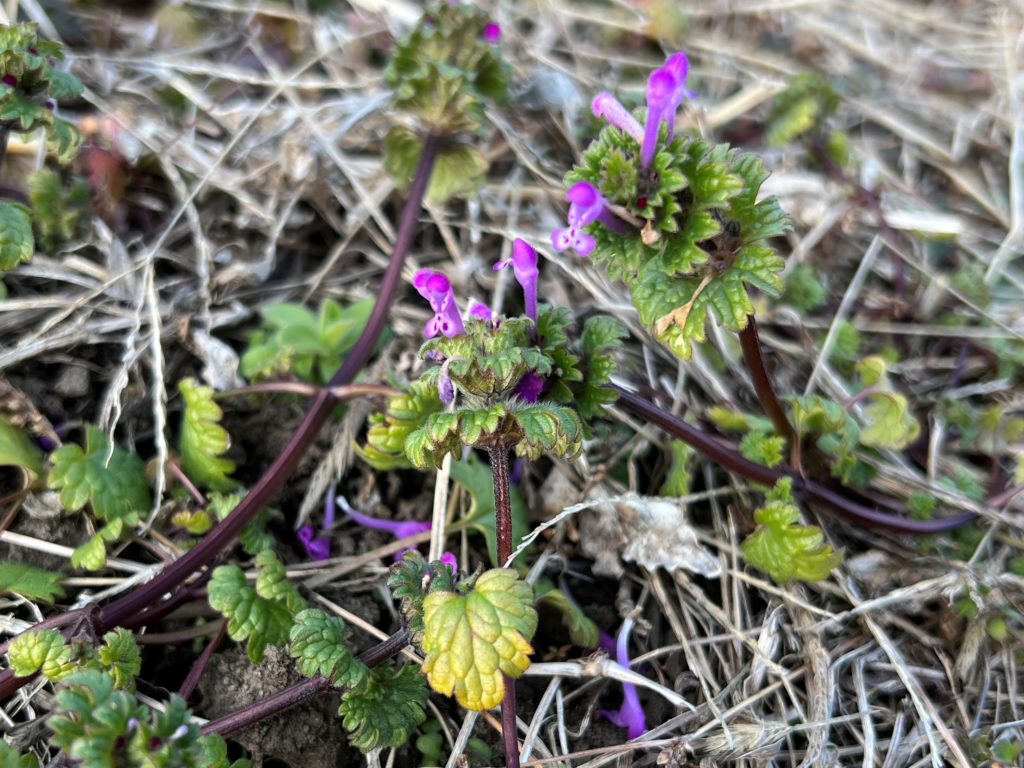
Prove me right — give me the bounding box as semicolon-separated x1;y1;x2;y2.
421;569;537;710
860;392;920;450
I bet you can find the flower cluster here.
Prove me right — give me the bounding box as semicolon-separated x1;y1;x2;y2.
551;51;695;258
413;239;541;405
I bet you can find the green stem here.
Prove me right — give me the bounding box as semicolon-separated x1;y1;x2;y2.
487;445;521;768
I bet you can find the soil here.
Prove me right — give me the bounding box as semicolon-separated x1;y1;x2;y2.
199;645;348;767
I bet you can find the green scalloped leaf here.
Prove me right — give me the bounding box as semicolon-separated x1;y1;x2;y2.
208;551;306;663
0;560;64;602
741;478;842;583
97;628;141;690
739;430;785;467
0;202;34;272
289;609;368;688
660;440;694;497
387;551;458;646
49;425;150;523
7;627;75;680
860;392;921;450
512;403;583;461
0;415;44;489
178;378;237;492
340;663;428;752
45;118;82;165
421;568;537;710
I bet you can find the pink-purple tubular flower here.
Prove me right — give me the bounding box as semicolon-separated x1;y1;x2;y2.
346;507;432;540
493;238;539;326
514;370;545;403
297;525;330;561
440;551;458;575
298;485;336;561
553;180;631;257
601;619;648;740
414;269;465;339
641;51;695;169
591;92;643;141
437;358;455;405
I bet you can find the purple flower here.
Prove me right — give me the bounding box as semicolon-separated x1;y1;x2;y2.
601;620;648;740
592;92;643;141
298;524;331;561
565;181;630;233
565;181;605;226
662;52;695;142
552;181;631;257
414;269;465;339
551;218;595;257
641;52;696;170
514;370;545;403
437;358;455;405
493;238;539;325
339;497;432;541
440;551;458;576
468;301;493;322
482;22;501;43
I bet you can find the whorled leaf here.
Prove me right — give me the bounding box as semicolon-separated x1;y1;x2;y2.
356;379;443;471
387;551;457;646
421;568;537;710
511;403;584;461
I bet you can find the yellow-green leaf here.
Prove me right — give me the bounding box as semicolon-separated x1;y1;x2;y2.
421;568;537;710
860;392;920;450
0;416;44;488
740;478;842;583
178;378;237;492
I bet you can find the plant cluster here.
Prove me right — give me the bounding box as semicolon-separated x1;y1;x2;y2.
0;5;991;768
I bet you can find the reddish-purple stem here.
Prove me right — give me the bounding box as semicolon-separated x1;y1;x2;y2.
613;386;974;533
0;134;442;702
488;445;521;768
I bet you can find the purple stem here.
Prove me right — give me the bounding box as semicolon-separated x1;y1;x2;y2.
0;134;443;702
